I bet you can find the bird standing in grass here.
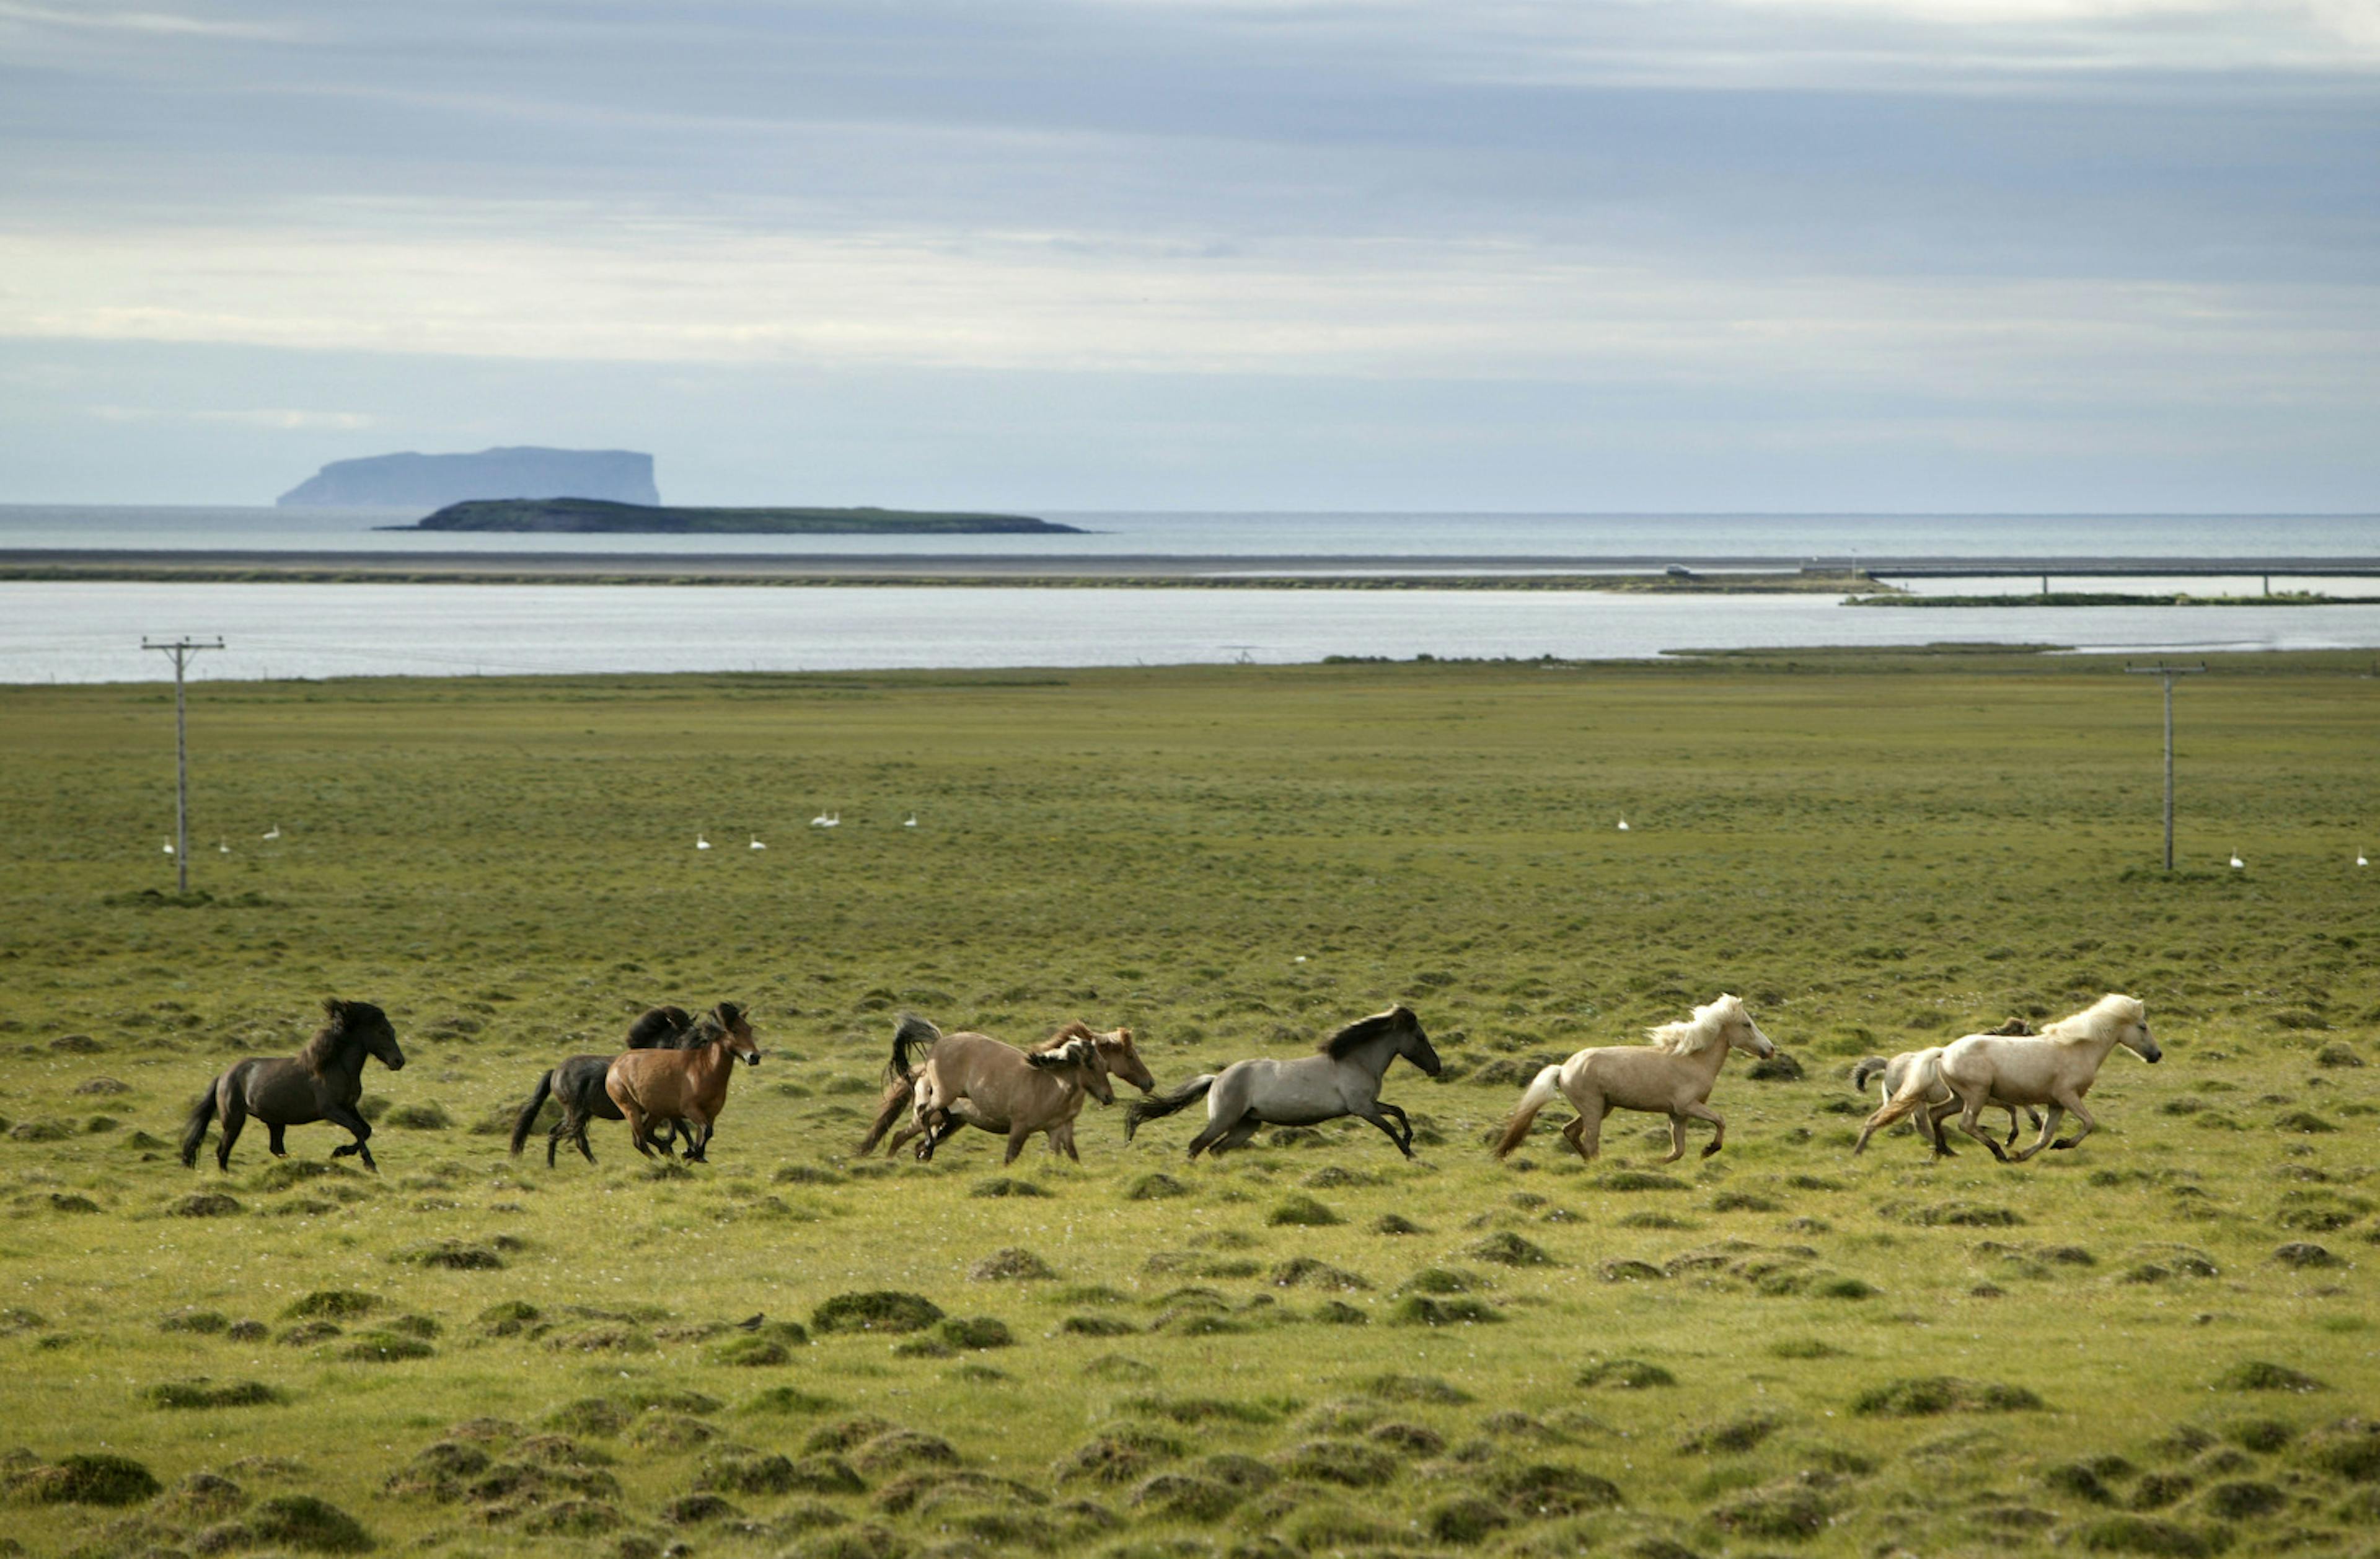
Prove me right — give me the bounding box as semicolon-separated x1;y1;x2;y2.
749;836;766;850
262;824;280;840
2230;851;2246;869
904;813;918;828
695;834;711;850
162;839;175;855
1617;819;1630;832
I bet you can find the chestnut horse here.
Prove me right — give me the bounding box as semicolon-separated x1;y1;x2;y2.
604;1009;762;1160
509;1003;747;1165
857;1015;1137;1164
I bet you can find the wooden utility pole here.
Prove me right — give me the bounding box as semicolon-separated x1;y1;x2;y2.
2125;662;2205;871
142;637;223;893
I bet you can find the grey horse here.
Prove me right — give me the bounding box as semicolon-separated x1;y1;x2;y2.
179;998;406;1172
1124;1005;1439;1158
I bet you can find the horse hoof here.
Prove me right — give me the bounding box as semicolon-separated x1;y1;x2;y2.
1700;1142;1721;1158
2051;1138;2078;1150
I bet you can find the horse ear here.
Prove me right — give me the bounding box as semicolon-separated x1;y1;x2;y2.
321;997;345;1020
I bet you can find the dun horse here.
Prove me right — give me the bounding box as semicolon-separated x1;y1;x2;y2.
179;998;406;1172
509;1003;747;1165
1124;1005;1440;1159
858;1015;1127;1163
604;1008;762;1160
1854;993;2158;1161
1492;994;1773;1164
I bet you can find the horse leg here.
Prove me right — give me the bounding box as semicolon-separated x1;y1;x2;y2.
1950;1093;2009;1162
2047;1098;2095;1152
1003;1126;1032;1165
1926;1101;1961;1158
620;1101;655;1159
322;1101;376;1172
214;1084;248;1171
1207;1118;1265;1156
1354;1105;1412;1159
266;1121;288;1157
1376;1102;1413;1153
1186;1103;1246;1160
1052;1122;1081;1162
1564;1095;1607;1163
2004;1103;2062;1162
1681;1101;1726;1159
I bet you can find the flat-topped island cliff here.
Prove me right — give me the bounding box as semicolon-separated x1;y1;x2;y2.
403;497;1080;534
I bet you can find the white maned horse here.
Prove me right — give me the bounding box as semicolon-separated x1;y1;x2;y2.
1854;992;2159;1162
1492;994;1775;1164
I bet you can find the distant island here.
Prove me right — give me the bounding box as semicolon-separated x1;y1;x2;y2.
404;497;1081;534
280;447;659;508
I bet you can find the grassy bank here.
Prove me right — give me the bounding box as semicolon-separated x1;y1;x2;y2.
0;649;2374;1559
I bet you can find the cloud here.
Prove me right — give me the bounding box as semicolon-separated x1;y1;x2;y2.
87;403;373;430
0;1;290;40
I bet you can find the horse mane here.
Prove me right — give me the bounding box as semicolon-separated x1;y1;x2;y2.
298;997;385;1074
2038;993;2143;1046
680;1013;734;1048
1320;1006;1414;1059
1644;995;1743;1056
625;1005;695;1049
1033;1021;1098;1054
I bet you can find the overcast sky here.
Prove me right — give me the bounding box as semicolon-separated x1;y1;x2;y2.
2;0;2376;510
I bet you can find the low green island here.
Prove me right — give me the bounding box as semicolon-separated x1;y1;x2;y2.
400;497;1082;534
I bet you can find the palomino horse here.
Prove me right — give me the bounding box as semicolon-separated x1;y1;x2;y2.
1851;1019;2041;1153
604;1009;762;1160
857;1015;1126;1164
509;1003;747;1165
1855;993;2159;1162
1123;1005;1440;1159
1492;994;1773;1164
179;998;407;1172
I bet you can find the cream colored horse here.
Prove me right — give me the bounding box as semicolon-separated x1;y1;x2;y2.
1492;994;1774;1164
857;1015;1136;1164
1854;993;2158;1162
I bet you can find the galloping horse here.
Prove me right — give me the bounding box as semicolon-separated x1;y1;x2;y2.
509;1004;747;1165
1855;993;2159;1162
857;1015;1129;1164
1124;1005;1440;1159
1851;1018;2041;1153
1492;994;1773;1164
604;1009;762;1160
179;998;407;1172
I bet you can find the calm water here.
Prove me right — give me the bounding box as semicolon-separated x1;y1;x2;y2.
4;506;2378;560
8;581;2380;684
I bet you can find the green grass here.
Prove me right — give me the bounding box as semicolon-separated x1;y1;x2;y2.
0;647;2374;1558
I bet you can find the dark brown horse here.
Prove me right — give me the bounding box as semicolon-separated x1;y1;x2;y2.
179;999;406;1172
605;1010;762;1160
508;1004;745;1165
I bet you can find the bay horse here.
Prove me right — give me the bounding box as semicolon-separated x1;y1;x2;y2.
859;1016;1147;1164
1123;1005;1440;1159
1855;993;2158;1162
178;998;406;1172
509;1004;746;1165
604;1009;762;1160
1492;994;1772;1164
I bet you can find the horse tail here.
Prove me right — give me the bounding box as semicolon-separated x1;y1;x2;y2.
1122;1075;1213;1141
1849;1056;1890;1097
888;1013;939;1085
1861;1051;1944;1136
178;1074;222;1168
508;1068;557;1157
1491;1064;1565;1160
855;1074;917;1157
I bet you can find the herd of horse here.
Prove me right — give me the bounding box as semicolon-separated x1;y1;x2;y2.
176;989;2162;1176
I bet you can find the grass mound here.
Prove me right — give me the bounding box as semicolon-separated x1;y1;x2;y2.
145;1378;284;1410
2215;1361;2324;1393
1851;1377;2043;1416
811;1292;945;1334
248;1493;374;1553
1267;1194;1342;1227
967;1247;1055;1281
6;1452;160;1506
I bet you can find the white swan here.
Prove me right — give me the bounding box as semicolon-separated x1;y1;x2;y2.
696;833;712;850
2358;852;2368;868
810;811;831;828
749;836;766;850
903;813;918;828
262;824;281;841
1616;819;1630;832
162;839;175;855
2229;851;2246;870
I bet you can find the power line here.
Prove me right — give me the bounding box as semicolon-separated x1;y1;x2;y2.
141;636;223;894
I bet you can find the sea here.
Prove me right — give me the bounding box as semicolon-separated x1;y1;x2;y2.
4;506;2378;684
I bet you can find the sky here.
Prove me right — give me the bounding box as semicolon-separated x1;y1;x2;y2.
1;0;2376;511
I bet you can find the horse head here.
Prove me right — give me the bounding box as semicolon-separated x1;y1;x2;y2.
2109;996;2159;1064
1028;1035;1114;1105
1093;1028;1157;1094
319;997;405;1073
1393;1007;1443;1077
1712;994;1775;1060
713;1002;762;1064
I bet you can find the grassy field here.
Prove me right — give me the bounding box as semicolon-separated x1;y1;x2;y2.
0;648;2374;1559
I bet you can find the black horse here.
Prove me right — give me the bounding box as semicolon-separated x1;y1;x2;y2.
508;1003;749;1165
180;998;407;1172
